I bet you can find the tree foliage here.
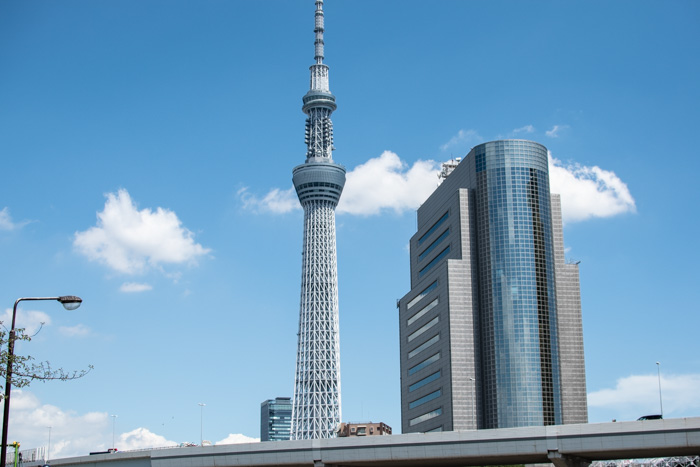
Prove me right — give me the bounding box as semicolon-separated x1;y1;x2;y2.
0;325;92;389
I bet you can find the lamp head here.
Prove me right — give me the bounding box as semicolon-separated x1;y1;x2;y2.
58;296;82;311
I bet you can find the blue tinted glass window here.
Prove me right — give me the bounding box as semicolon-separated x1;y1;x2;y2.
419;228;450;261
419;246;451;278
407;316;439;342
408;334;439;359
409;371;441;392
408;352;440;375
418;211;449;245
409;407;442;426
409;389;442;409
407;298;438;326
406;280;437;310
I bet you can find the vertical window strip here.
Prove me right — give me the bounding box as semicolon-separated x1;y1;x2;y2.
408;334;440;359
407;298;439;327
418;211;449;245
408;316;439;342
406;281;438;310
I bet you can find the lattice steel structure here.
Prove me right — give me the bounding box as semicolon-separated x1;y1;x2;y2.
291;0;345;440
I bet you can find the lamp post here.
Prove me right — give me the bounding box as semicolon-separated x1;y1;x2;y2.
198;403;205;446
46;426;51;465
111;415;117;450
1;296;82;467
656;361;664;418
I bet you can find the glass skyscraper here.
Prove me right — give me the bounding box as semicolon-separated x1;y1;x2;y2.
398;140;587;432
473;140;561;427
261;397;292;442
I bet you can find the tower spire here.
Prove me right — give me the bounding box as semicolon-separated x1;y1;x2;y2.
291;0;346;440
314;0;325;64
302;0;335;161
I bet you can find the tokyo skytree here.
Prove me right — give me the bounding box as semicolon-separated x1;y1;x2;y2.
291;0;345;440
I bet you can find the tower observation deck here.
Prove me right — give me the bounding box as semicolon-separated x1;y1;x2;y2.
291;0;346;440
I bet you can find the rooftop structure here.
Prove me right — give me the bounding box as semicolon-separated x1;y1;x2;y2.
336;422;392;437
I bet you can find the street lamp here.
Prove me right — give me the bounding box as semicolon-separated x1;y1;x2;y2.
46;426;51;464
1;296;82;467
198;403;205;446
656;361;664;418
111;415;118;450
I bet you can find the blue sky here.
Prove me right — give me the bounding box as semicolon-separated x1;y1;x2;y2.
1;0;699;458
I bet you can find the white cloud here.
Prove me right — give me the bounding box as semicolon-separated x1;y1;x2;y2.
216;433;260;445
7;391;260;461
549;153;636;224
588;373;700;421
73;189;211;275
239;145;634;223
546;124;569;138
238;187;298;214
8;390;183;459
120;282;153;293
9;390;110;459
0;207;16;230
239;152;441;217
512;125;535;135
440;129;482;153
119;428;178;451
0;207;30;231
338;151;440;215
58;324;91;338
1;308;51;336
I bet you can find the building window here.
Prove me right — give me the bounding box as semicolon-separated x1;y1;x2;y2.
406;281;438;310
409;371;441;392
418;211;449;245
426;426;443;432
409;407;442;427
418;228;450;261
409;389;442;409
408;316;439;342
418;246;451;278
407;298;438;327
408;334;439;359
408;352;440;375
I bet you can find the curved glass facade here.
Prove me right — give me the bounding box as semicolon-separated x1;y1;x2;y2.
471;140;562;428
400;138;586;434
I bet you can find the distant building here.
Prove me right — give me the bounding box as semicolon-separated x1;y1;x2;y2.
261;397;292;441
336;422;392;437
398;140;588;433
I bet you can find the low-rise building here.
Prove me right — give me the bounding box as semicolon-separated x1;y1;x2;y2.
336;422;392;437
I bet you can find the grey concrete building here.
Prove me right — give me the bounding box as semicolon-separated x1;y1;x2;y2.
398;140;587;433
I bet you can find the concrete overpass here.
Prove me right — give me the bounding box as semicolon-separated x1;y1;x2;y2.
28;417;700;467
